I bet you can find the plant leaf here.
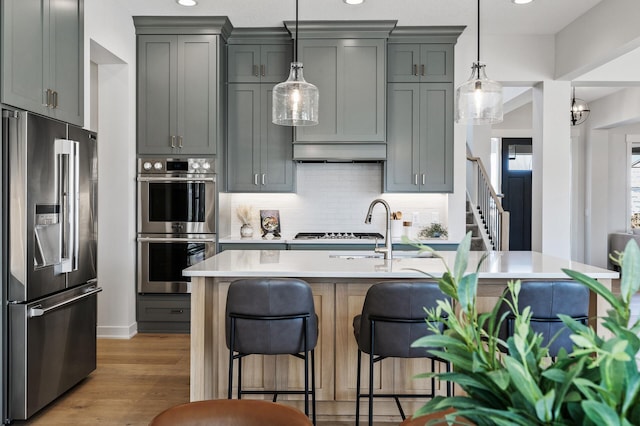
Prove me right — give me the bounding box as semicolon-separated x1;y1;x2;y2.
620;239;640;303
453;232;472;282
535;389;555;423
582;400;622;426
458;272;478;313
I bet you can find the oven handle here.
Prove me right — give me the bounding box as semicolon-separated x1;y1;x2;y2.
137;176;216;183
137;236;217;243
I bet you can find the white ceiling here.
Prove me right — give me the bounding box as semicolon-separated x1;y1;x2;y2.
123;0;602;36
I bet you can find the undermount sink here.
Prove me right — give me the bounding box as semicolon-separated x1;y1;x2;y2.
329;251;433;260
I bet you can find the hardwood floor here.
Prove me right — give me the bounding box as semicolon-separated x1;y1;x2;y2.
17;334;397;426
21;334;190;426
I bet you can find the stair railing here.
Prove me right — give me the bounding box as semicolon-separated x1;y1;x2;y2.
466;148;509;251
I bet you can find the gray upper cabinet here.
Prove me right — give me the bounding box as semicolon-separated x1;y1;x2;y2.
1;0;84;126
287;21;396;146
385;82;453;193
385;27;463;193
387;44;453;83
227;84;294;192
228;44;292;83
134;17;232;156
296;38;386;143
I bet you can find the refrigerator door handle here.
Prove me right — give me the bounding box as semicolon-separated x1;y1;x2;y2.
55;139;80;273
27;287;103;318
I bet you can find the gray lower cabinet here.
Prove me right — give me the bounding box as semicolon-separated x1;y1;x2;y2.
387;43;453;83
137;34;219;155
295;38;387;143
1;0;84;126
219;243;288;251
137;294;190;333
228;44;291;83
227;83;295;192
385;82;453;192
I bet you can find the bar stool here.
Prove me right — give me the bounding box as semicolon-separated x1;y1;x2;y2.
225;278;318;425
353;281;451;426
149;399;313;426
497;280;590;357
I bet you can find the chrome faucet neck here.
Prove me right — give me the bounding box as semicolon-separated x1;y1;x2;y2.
364;199;393;260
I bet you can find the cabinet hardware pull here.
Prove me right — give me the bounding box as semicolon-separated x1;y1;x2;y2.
52;91;58;108
253;65;259;77
413;64;418;76
44;89;52;107
254;174;259;185
421;64;425;76
171;136;176;148
260;64;265;76
170;309;184;314
178;136;183;148
261;174;266;185
422;173;426;185
414;174;418;185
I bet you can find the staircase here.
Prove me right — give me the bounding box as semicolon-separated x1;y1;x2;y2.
466;201;486;251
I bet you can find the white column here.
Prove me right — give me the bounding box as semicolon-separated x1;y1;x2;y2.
532;81;572;258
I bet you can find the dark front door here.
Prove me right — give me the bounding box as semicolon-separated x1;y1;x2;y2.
501;138;532;251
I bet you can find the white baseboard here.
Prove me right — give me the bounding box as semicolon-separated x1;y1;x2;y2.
97;322;138;339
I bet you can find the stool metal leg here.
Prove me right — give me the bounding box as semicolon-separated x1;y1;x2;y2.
355;349;362;426
311;349;317;426
368;320;375;426
228;318;235;399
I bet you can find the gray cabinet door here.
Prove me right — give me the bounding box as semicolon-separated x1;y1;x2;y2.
296;39;385;142
1;0;83;126
261;45;292;83
385;83;420;192
228;45;261;83
49;0;83;126
388;43;453;83
260;84;294;191
419;83;453;192
228;44;291;83
387;44;421;83
420;44;453;83
385;83;453;193
227;84;294;192
176;35;218;155
1;0;47;115
227;84;261;191
138;34;218;155
137;35;177;155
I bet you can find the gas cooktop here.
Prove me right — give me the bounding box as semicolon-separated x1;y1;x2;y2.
293;232;384;240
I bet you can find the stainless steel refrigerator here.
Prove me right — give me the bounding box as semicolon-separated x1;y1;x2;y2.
2;109;101;421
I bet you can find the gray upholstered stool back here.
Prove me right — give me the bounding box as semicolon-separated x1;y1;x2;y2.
225;278;318;355
497;280;589;357
353;281;449;358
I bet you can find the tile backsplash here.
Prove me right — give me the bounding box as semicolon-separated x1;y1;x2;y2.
221;163;449;238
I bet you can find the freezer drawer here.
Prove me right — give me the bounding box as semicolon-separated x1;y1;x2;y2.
8;284;102;420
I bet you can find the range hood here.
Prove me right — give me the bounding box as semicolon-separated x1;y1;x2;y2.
293;143;386;162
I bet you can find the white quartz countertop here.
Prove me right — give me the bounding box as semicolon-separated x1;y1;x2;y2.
184;250;619;280
218;236;452;245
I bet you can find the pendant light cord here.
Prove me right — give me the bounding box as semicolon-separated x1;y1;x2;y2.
294;0;299;63
476;0;481;78
477;0;480;63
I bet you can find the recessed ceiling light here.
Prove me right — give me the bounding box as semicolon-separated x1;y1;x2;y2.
512;0;533;4
176;0;198;6
344;0;364;4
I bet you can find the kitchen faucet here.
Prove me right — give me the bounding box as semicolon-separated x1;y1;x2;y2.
364;198;393;260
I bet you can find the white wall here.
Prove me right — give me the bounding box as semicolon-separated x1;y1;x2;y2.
85;0;137;338
225;163;450;239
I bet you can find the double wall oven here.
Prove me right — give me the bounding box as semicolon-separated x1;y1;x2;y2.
137;158;216;293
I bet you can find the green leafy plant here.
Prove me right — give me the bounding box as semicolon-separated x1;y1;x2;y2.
404;232;640;426
418;223;448;239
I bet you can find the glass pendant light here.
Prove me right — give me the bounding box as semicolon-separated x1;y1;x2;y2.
570;87;590;126
455;0;503;125
272;0;319;126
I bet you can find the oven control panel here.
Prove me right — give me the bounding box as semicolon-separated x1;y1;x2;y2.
138;158;214;174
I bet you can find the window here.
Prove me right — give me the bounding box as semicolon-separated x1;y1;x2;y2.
631;145;640;230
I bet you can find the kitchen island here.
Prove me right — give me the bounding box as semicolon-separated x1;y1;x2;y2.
183;250;618;422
